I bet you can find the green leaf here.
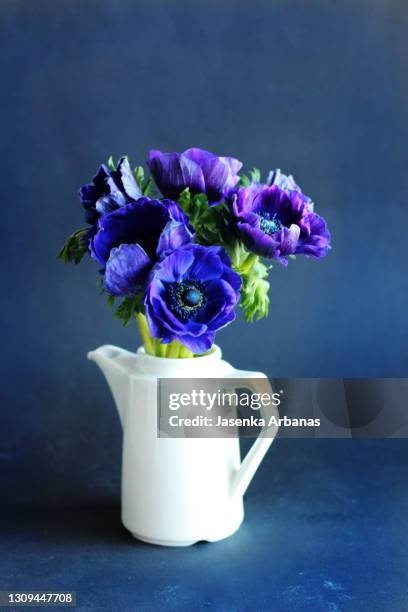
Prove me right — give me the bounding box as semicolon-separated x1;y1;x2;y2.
249;168;261;183
227;241;255;274
239;259;270;321
204;204;232;246
240;275;270;322
114;293;144;326
107;294;115;308
238;173;251;187
238;169;261;187
177;188;192;214
191;193;209;224
226;243;271;321
193;193;208;207
107;155;116;171
179;194;232;248
134;165;145;187
142;175;154;196
132;166;156;197
177;187;195;220
58;228;89;264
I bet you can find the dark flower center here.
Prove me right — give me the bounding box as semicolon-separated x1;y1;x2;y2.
259;212;283;236
183;288;202;306
168;280;207;320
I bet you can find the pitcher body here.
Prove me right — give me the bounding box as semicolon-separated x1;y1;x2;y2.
88;344;277;546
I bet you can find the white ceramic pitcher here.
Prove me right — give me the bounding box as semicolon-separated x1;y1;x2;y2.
88;344;278;546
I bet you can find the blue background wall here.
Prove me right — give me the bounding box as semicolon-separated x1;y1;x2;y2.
1;0;408;541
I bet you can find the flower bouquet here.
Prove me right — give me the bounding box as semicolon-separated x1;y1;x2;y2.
60;148;331;545
60;148;331;357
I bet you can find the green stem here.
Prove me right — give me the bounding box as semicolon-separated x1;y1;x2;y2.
166;341;181;358
228;241;241;270
135;313;155;355
172;340;194;359
179;344;195;358
135;313;194;358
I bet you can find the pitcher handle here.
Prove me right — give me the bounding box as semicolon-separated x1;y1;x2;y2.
226;369;279;499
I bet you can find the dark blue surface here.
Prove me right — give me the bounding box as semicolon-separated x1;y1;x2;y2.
2;440;408;611
1;1;408;609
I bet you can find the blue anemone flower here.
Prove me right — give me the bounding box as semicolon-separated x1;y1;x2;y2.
90;198;193;297
231;183;331;265
145;244;241;353
79;157;142;226
147;148;242;204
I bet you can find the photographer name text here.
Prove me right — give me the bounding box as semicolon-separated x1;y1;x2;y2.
168;415;320;428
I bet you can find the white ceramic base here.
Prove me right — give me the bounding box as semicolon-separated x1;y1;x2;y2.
128;514;244;547
130;534;198;547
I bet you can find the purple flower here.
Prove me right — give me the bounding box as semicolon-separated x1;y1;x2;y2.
79;157;142;225
231;183;331;264
267;169;314;211
145;244;241;353
90;198;193;297
147;148;242;203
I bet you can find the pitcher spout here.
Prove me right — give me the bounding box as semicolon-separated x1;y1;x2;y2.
88;345;133;427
